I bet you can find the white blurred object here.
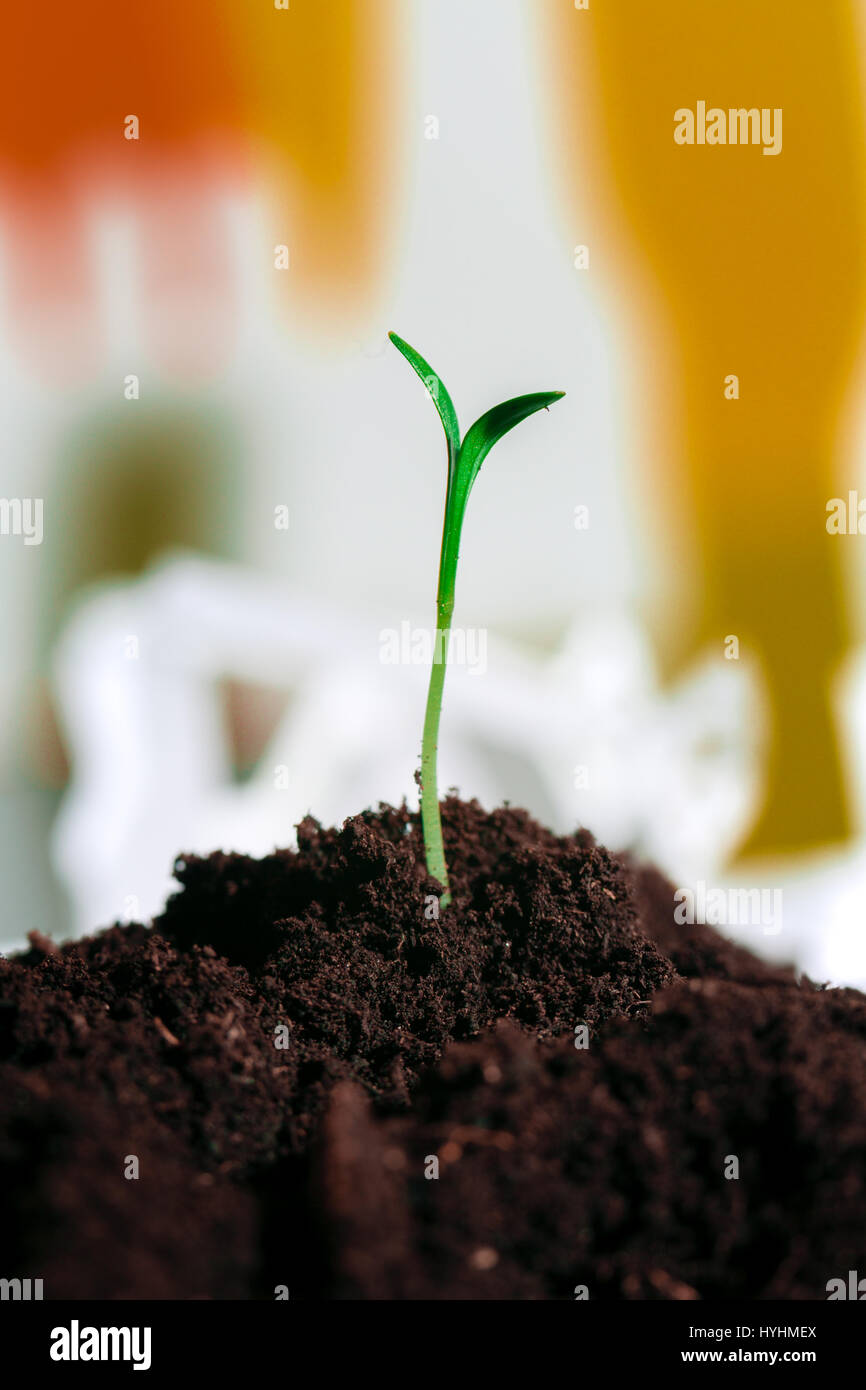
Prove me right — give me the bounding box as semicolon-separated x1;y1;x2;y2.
43;553;768;950
42;552;866;989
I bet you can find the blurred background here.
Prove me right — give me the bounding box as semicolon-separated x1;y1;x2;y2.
2;0;866;984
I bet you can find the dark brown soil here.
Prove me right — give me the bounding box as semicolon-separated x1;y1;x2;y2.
1;797;863;1299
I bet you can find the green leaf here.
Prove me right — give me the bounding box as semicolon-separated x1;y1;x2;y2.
457;391;566;499
388;332;460;485
436;389;566;601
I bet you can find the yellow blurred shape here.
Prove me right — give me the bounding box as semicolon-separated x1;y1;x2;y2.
546;0;866;856
221;0;402;326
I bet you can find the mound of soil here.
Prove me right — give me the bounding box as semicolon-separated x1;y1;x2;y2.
1;797;863;1299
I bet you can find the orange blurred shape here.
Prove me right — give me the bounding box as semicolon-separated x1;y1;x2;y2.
0;3;241;168
0;1;399;374
545;0;866;858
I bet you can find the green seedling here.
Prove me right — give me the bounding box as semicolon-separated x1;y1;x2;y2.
389;331;565;907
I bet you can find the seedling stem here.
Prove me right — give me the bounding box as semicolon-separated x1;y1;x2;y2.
389;332;564;908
